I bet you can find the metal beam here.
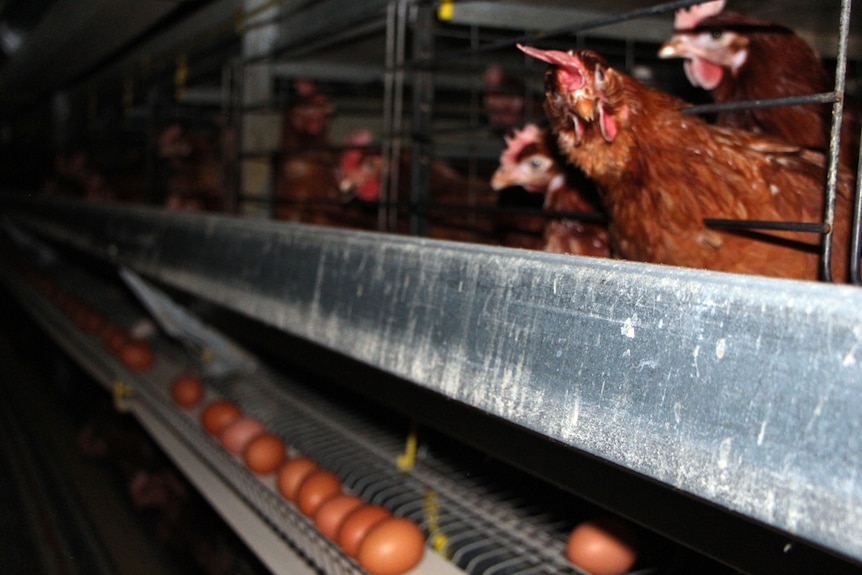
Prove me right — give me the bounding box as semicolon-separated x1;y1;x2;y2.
6;197;862;567
444;0;861;57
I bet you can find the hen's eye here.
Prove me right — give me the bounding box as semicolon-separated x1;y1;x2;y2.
595;66;605;89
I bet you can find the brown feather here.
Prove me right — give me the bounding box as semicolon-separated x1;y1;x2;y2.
663;11;860;169
705;13;830;148
535;48;853;281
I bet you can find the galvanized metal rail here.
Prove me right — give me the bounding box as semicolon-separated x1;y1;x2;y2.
5;197;862;570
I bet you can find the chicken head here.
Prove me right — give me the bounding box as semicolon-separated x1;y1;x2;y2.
491;124;559;193
658;0;727;88
337;129;382;202
658;15;751;89
517;45;620;145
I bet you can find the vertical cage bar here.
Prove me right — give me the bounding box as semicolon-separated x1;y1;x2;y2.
410;1;435;237
853;126;862;284
821;0;853;281
382;0;408;232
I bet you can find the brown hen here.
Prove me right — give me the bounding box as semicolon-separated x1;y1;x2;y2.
519;45;853;281
490;123;610;257
337;130;503;244
158;125;225;212
659;5;860;169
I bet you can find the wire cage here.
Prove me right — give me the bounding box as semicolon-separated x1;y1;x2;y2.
224;0;862;284
4;2;862;575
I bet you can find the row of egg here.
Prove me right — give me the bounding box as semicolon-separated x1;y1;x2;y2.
30;270;157;372
172;375;426;575
23;265;638;575
24;263;427;575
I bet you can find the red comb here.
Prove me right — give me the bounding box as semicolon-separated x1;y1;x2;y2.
500;123;544;165
674;0;725;31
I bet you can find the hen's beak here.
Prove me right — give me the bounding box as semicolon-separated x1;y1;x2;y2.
658;36;685;59
657;34;715;64
490;169;509;191
574;98;596;123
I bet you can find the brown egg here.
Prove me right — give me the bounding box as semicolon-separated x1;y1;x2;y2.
31;275;54;295
219;417;265;454
566;517;638;575
337;504;392;558
243;433;286;474
119;339;155;371
201;400;242;435
58;293;80;316
170;374;204;408
71;305;105;334
357;517;426;575
48;288;62;304
71;305;92;329
82;310;106;334
276;456;319;501
296;469;342;516
101;325;129;354
314;493;364;540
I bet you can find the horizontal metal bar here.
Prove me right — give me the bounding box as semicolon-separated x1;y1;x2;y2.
684;92;839;116
704;218;828;234
245;2;387;66
425;202;609;223
5;197;862;567
418;0;706;64
242;194;607;223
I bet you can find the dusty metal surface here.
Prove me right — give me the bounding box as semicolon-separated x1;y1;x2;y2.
446;0;862;57
6;198;862;566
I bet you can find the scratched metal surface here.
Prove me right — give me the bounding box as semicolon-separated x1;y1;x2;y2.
6;197;862;564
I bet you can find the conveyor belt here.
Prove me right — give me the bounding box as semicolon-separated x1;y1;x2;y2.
0;236;643;575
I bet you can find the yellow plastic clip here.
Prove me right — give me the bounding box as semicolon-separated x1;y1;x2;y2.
423;490;449;557
437;0;454;21
174;55;188;101
112;378;135;412
396;421;418;472
200;347;215;365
